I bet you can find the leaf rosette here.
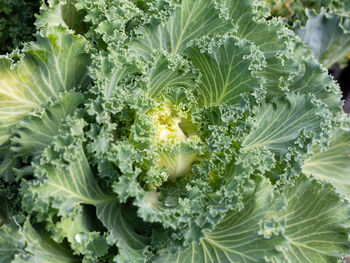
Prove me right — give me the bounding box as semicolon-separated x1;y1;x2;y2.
0;0;349;262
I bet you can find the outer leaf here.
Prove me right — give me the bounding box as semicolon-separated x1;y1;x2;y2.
0;26;89;148
226;0;342;115
0;220;24;262
11;91;84;159
186;36;264;107
27;143;114;215
303;125;350;201
0;153;21;183
287;53;342;112
13;219;80;263
266;0;350;67
96;201;148;263
242;94;325;155
154;177;286;263
226;0;300;93
227;0;285;57
36;0;88;34
97;200;148;249
26;134;148;262
130;0;233;57
279;176;350;262
296;9;350;68
53;207;110;261
103;64;140;98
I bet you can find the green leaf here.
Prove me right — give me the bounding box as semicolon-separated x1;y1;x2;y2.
158;143;199;180
226;0;300;92
288;54;342;113
279;176;350;262
52;207;110;261
103;64;140;98
0;153;21;183
36;0;88;34
96;201;148;263
130;0;233;57
27;142;113;215
154;176;286;263
0;25;90;148
13;219;80;263
227;0;283;56
296;8;350;68
186;35;264;107
0;220;24;262
147;52;196;99
242;94;326;155
154;175;350;263
26;133;148;261
226;0;342;115
303;124;350;201
266;0;350;67
11;91;84;159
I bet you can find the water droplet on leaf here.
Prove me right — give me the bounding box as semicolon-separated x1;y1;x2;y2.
74;233;88;243
164;196;178;208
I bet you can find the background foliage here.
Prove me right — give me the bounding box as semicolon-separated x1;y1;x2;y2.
0;0;41;54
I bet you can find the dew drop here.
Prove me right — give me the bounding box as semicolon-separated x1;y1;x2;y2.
74;233;88;243
164;196;178;208
74;234;81;243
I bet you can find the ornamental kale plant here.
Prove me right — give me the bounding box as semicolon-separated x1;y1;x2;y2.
1;0;350;262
